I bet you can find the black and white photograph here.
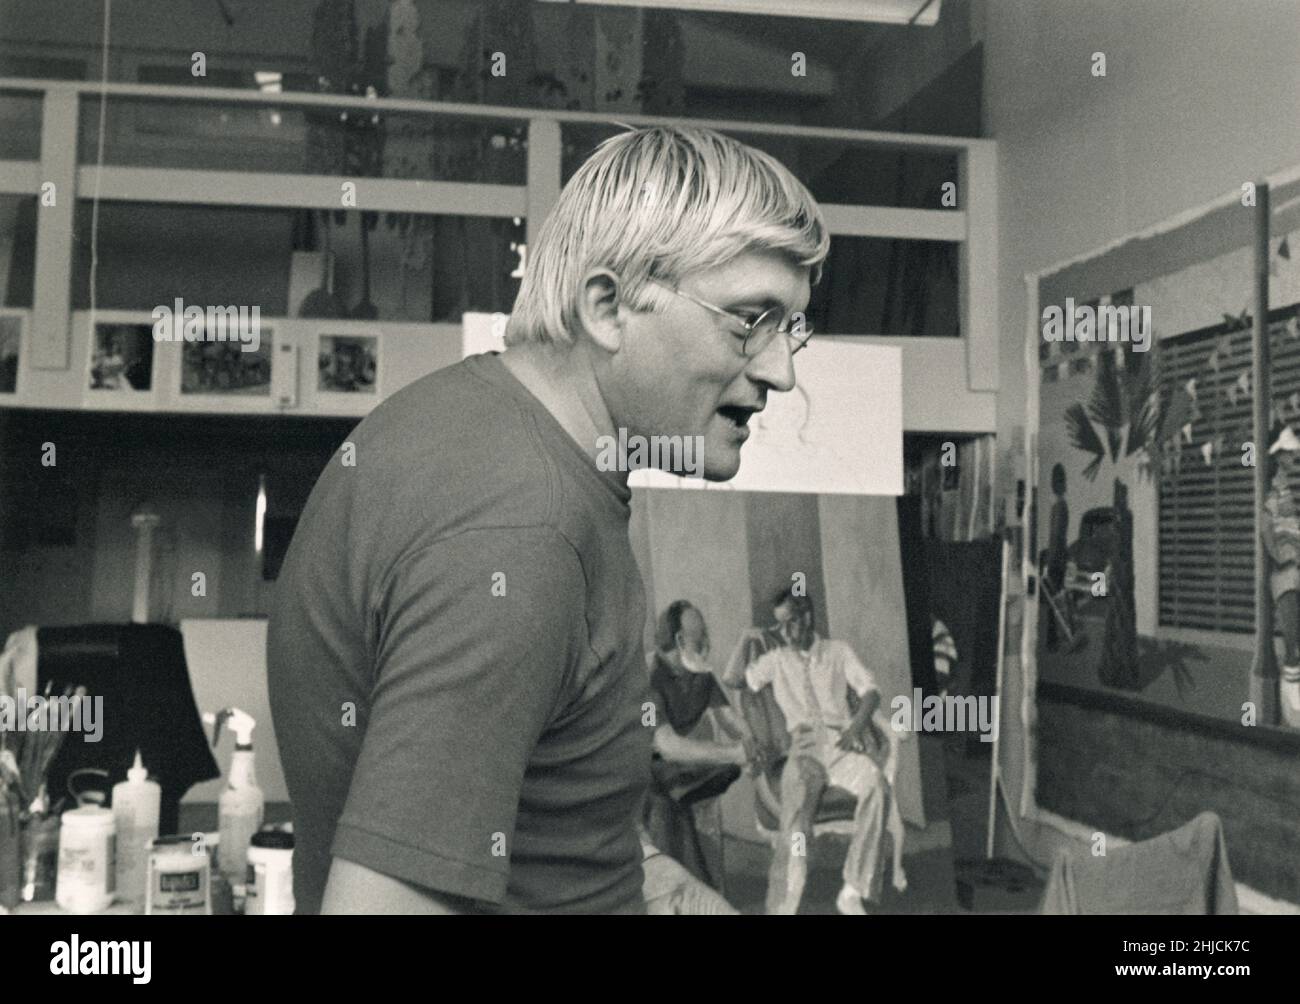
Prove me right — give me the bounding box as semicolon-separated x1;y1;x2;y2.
86;321;155;395
317;333;379;394
0;0;1297;980
180;335;273;397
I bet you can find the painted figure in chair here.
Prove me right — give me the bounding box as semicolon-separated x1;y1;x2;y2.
729;587;906;914
644;601;751;887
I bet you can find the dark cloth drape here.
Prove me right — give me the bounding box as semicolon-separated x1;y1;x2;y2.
923;538;1003;700
38;624;219;834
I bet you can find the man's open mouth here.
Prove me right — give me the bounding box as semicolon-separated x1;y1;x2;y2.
717;405;758;429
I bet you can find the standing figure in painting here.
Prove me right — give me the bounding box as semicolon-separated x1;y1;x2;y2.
1098;478;1140;690
1044;463;1072;652
1263;423;1300;728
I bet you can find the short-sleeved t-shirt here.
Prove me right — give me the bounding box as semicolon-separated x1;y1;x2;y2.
267;352;653;914
647;651;726;735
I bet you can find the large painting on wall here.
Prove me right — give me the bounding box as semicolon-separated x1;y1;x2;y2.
1035;283;1300;730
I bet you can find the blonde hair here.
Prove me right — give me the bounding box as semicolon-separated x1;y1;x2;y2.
506;125;829;347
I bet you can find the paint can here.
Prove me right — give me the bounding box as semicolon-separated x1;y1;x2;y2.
55;806;115;913
144;834;211;915
245;830;294;915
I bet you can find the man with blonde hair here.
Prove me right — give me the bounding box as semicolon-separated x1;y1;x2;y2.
269;125;828;914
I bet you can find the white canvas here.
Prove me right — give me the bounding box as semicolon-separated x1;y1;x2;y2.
631;340;903;496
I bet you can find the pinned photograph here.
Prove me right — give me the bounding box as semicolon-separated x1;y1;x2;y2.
181;334;273;396
317;334;378;394
88;322;154;393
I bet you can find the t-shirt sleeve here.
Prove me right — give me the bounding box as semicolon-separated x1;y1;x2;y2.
838;642;879;698
331;525;588;906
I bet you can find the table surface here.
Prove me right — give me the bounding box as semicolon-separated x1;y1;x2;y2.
6;801;293;916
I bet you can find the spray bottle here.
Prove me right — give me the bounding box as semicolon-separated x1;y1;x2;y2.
111;750;160;911
202;708;265;889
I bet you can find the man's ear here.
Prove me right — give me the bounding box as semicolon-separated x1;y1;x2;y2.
575;269;625;354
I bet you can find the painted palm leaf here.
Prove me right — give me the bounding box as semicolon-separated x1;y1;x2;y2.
1065;402;1105;481
1124;348;1158;456
1086;351;1125;461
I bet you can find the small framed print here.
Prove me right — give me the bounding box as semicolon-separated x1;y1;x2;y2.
0;310;23;396
176;324;275;412
317;332;380;408
85;318;158;410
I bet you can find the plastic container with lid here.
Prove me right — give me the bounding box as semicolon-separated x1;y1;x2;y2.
245;830;294;915
56;805;116;913
111;750;160;912
145;834;211;916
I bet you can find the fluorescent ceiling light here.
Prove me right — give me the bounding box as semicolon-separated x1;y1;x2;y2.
571;0;940;26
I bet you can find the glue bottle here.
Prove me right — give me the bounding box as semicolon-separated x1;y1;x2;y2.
203;707;265;889
111;750;160;911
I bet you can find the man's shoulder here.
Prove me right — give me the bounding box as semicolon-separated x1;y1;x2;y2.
355;357;534;466
344;358;558;521
749;645;788;673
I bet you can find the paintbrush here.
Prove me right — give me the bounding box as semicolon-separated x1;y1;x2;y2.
31;686;82;793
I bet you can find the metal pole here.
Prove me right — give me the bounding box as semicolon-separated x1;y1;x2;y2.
986;534;1010;858
1251;182;1279;725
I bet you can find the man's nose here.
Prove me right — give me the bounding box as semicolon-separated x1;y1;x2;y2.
744;332;796;393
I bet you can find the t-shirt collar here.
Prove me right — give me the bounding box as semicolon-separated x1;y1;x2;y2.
471;352;632;506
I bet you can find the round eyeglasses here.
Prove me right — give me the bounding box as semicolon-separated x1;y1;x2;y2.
651;280;814;357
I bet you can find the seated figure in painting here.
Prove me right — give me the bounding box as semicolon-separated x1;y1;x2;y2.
724;586;905;915
642;600;751;889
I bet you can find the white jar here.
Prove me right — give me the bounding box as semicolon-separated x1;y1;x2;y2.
56;806;116;913
244;831;294;915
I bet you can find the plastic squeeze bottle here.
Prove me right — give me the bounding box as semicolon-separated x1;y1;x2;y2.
111;750;160;911
203;708;265;888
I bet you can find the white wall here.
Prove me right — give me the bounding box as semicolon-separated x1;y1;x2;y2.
986;0;1300;493
982;0;1300;872
180;618;286;804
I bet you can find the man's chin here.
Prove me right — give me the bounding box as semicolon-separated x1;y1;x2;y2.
697;432;745;481
700;454;742;482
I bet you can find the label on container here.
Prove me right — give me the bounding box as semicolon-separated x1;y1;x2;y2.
147;851;209;915
56;832;115;911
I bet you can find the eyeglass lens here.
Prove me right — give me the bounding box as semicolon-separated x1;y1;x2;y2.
744;308;813;356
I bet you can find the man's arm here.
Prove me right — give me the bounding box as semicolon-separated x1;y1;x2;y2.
639;827;737;915
322;858;474;914
322;527;584;913
652;719;747;766
708;702;747;742
838;642;889;754
720;628;769;689
839;687;883;752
